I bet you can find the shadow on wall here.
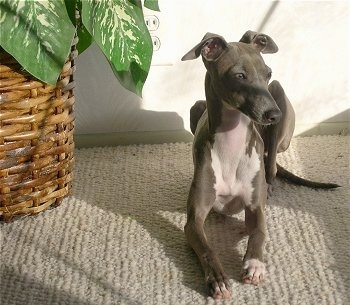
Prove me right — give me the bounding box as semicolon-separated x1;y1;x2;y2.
74;43;193;146
297;109;350;137
257;0;280;32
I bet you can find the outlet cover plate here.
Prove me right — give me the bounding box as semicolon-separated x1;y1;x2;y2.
143;2;174;66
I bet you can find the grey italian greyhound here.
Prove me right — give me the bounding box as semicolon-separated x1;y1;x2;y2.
181;31;339;299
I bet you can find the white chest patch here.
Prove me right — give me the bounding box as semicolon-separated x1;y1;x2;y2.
210;121;261;210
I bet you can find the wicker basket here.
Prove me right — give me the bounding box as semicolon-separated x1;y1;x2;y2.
0;36;78;221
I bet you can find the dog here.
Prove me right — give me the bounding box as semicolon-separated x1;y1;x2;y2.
181;31;339;299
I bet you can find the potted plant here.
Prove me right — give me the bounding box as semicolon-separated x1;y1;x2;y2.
0;0;159;220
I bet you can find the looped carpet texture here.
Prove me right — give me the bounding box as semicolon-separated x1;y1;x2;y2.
1;135;349;305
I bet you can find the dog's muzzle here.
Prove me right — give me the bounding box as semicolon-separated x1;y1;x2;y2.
263;109;282;124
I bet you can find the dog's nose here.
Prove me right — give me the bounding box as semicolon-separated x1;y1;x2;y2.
264;109;281;124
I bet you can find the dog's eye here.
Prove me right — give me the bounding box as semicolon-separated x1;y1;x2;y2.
235;73;246;80
267;71;272;79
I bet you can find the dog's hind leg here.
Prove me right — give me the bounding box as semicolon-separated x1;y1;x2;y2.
190;100;207;134
261;80;295;194
268;80;295;153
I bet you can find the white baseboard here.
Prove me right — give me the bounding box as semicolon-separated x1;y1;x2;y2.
75;122;349;148
294;121;349;137
75;130;194;148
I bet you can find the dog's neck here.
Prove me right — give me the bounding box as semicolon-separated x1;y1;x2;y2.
206;95;250;135
217;106;248;133
205;72;251;135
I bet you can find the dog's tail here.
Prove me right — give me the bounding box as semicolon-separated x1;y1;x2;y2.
276;163;341;189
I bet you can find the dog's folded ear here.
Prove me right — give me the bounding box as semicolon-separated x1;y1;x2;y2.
181;33;228;61
239;30;278;54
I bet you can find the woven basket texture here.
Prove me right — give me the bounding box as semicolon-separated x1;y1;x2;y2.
0;37;78;221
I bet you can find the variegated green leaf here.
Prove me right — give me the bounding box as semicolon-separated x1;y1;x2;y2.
76;24;93;54
64;0;93;54
81;0;153;96
0;0;76;85
144;0;160;11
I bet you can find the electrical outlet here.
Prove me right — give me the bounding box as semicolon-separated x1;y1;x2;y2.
151;36;161;51
143;2;174;66
145;15;159;31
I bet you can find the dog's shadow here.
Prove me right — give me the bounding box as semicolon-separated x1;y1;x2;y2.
150;208;248;296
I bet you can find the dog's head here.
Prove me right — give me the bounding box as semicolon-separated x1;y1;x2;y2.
182;31;281;125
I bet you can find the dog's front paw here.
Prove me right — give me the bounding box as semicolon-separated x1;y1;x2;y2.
206;273;231;299
242;259;265;285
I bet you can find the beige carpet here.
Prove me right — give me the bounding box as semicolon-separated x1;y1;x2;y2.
1;135;349;305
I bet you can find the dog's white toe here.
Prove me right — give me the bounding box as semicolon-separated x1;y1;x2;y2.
242;259;266;285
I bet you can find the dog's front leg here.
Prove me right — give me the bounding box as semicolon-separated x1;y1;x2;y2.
185;180;231;299
242;204;266;285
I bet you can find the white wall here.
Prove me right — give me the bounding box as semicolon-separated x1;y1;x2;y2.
74;0;349;144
